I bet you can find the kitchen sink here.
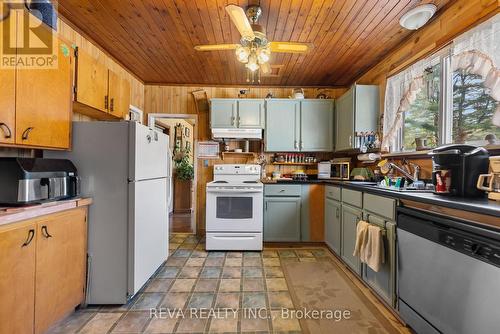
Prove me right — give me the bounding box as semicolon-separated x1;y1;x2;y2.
367;184;434;193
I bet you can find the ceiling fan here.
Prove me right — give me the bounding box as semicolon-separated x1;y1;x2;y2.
194;4;313;82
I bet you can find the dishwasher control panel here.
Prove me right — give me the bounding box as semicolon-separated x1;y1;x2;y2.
438;231;500;267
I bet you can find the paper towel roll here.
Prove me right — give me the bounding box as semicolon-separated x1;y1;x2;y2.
357;153;381;162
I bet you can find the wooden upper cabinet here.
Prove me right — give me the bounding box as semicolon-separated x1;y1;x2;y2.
0;12;16;145
34;208;87;334
75;49;108;112
108;70;131;118
0;222;36;334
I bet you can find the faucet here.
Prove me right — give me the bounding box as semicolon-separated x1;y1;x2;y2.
386;159;421;183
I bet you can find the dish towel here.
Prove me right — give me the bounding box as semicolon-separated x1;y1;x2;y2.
364;225;385;272
353;220;370;259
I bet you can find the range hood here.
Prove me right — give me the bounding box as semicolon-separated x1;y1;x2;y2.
212;128;263;140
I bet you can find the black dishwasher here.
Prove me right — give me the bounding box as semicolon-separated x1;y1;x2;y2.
397;207;500;334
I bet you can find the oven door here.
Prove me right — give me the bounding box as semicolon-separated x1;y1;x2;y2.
206;188;263;232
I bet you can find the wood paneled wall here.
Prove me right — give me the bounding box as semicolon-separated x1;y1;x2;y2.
144;85;346;234
57;18;145;112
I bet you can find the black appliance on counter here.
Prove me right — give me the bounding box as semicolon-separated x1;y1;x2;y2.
428;144;489;197
0;158;80;206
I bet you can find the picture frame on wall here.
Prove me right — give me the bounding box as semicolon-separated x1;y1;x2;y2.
185;127;190;138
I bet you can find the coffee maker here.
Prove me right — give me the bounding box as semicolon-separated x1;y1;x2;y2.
477;156;500;201
428;145;489;197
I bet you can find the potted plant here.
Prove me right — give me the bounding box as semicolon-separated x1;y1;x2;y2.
172;148;194;213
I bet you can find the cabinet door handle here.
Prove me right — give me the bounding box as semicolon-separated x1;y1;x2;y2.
0;123;12;138
349;135;352;147
21;127;34;140
231;116;235;126
265;202;268;211
336;208;339;218
110;98;114;112
41;225;53;239
299;141;303;150
104;95;109;110
294;140;298;150
22;229;35;247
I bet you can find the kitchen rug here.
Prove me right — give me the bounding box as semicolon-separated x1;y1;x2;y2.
282;258;401;334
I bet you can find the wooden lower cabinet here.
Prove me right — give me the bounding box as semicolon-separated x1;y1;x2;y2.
0;208;87;334
0;222;36;334
35;209;87;334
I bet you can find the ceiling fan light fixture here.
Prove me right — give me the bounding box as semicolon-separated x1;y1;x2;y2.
245;53;259;72
257;48;270;64
236;46;250;63
399;4;437;30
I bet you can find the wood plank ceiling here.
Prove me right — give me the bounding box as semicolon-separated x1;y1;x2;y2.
58;0;452;86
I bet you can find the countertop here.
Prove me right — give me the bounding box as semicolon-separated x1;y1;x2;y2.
0;198;93;226
263;179;500;218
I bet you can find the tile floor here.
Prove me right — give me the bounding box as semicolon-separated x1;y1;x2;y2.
48;233;333;334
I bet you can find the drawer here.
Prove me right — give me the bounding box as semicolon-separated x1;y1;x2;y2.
363;193;396;221
264;184;302;197
325;185;341;201
206;233;263;251
341;188;362;208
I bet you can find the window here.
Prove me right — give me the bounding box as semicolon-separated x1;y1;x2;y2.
383;14;500;152
402;64;440;151
452;70;499;145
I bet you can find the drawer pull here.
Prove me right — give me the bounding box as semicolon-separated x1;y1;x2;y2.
0;123;12;138
21;127;34;140
22;229;35;247
41;225;53;238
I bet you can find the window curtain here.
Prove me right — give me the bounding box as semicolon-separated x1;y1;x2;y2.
452;13;500;126
381;57;438;151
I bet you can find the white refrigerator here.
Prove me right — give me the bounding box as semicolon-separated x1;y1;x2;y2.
45;121;171;304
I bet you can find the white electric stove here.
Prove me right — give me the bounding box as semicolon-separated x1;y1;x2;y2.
206;164;263;251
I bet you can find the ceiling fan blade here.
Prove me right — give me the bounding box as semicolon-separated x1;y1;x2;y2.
260;62;271;75
225;5;255;40
269;42;313;53
194;44;240;51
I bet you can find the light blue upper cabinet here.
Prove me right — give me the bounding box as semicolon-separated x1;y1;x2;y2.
300;100;334;151
210;99;237;128
335;84;379;151
265;99;334;152
265;99;300;152
237;99;265;128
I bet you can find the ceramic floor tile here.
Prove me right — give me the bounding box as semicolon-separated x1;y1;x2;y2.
178;266;202;278
224;257;243;267
242;278;265;292
219;278;241;292
207;251;226;258
200;267;222;278
159;293;190;309
131;293;164;310
263;258;281;267
156;267;179;279
204;258;224;267
169;279;196;292
144;318;177;333
176;318;207;333
243;251;261;258
243;257;262;267
144;279;174;293
190;250;209;258
165;257;186;267
215;293;240;309
240;316;269;332
226;251;243;258
172;249;192;258
278;250;297;258
262;250;279;258
264;266;285;278
268;292;294;309
270;310;301;332
187;293;215;309
266;278;289;291
222;267;242;279
242;292;267;308
242;267;263;278
178;243;196;250
185;257;205;266
194;279;219;292
79;313;122;334
208;317;238;333
111;311;150;333
46;310;95;333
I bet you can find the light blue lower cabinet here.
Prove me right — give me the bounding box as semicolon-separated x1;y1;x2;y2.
263;197;301;242
341;204;362;275
325;197;342;256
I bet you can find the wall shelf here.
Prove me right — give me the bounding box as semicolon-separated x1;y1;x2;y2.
271;162;317;166
221;152;256;160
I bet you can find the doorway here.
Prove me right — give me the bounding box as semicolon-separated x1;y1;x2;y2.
149;114;198;234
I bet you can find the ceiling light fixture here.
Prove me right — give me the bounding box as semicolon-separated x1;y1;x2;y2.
399;4;437;30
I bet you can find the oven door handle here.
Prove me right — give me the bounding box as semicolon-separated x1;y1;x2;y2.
207;189;262;194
